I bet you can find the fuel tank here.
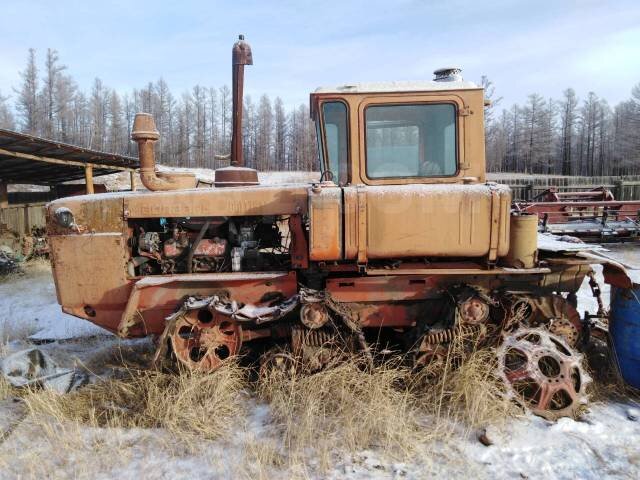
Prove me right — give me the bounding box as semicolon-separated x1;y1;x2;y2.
310;182;511;261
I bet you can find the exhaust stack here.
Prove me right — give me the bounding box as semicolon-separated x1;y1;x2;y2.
214;35;259;187
131;113;197;191
231;34;252;168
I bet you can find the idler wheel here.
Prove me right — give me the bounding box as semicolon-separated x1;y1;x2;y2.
496;327;589;420
259;349;299;380
300;302;330;329
169;309;242;372
458;296;490;325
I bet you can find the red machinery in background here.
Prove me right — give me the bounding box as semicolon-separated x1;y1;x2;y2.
515;187;640;242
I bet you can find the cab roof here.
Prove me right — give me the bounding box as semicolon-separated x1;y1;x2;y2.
313;79;481;95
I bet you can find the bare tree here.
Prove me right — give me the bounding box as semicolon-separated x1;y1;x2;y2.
0;90;15;129
559;88;578;175
89;78;108;150
15;48;39;134
41;48;66;138
274;97;286;170
219;85;231;155
256;94;273;170
107;90;125;153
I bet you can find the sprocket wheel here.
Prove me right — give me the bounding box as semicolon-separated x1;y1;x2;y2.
496;327;590;420
530;295;582;348
168;308;242;372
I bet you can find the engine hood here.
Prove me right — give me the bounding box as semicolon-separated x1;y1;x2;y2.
46;183;311;235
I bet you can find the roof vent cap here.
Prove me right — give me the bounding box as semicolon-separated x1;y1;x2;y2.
433;67;463;82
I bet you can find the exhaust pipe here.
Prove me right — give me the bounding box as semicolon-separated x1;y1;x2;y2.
214;35;259;187
231;34;253;167
131;113;197;191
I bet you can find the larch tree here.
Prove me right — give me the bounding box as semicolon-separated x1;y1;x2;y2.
42;48;66;138
15;48;39;134
274;97;287;170
0;91;15;129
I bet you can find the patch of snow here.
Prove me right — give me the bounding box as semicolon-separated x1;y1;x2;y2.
462;404;640;480
0;264;109;342
87;168;320;192
314;79;480;94
538;233;605;252
577;264;610;313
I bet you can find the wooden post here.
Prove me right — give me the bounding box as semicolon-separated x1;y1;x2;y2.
85;165;94;194
130;170;137;191
23;205;30;234
0;182;7;209
614;180;625;201
526;183;533;201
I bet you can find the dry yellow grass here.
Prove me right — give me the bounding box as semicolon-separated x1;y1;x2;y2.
417;347;521;432
1;329;524;477
413;329;521;434
22;362;247;446
257;355;424;470
0;375;12;401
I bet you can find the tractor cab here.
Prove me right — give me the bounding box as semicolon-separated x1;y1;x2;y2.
306;71;511;264
310;70;488;187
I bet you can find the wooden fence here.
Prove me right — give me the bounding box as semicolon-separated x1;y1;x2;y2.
487;174;640;201
0;203;47;237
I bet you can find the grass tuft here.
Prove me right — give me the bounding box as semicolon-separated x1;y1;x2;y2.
258;355;423;469
22;362;247;445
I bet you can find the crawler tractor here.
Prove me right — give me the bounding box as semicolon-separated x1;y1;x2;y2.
46;36;624;418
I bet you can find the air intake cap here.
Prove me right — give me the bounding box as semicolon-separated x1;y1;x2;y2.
433;67;463;82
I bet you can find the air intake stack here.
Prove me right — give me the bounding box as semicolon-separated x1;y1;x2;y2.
131;113;197;191
433;67;463;82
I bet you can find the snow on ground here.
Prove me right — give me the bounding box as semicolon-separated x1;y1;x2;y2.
1;247;640;479
84;168;320;192
0;262;109;342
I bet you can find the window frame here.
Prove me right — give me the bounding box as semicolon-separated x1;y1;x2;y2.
359;97;463;184
318;99;351;185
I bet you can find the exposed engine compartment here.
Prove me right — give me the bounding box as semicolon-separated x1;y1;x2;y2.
128;216;290;276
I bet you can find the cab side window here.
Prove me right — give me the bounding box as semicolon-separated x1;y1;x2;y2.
365;103;457;178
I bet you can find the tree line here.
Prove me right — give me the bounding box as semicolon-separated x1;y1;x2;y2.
483;77;640;176
1;49;638;176
0;49;318;171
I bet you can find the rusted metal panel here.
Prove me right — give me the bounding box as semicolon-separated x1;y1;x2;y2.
117;271;297;337
121;185;309;218
343;187;359;259
363;184;507;258
326;275;443;302
288;215;309;269
49;233;132;332
46;196;125;235
308;184;342;260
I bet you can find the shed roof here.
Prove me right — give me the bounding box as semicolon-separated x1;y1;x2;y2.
0;128;139;185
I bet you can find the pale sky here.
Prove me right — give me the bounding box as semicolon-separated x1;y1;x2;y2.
1;0;639;109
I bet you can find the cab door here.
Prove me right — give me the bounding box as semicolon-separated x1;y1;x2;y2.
342;93;508;261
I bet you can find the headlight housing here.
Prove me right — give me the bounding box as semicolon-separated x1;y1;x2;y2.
54;207;75;228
